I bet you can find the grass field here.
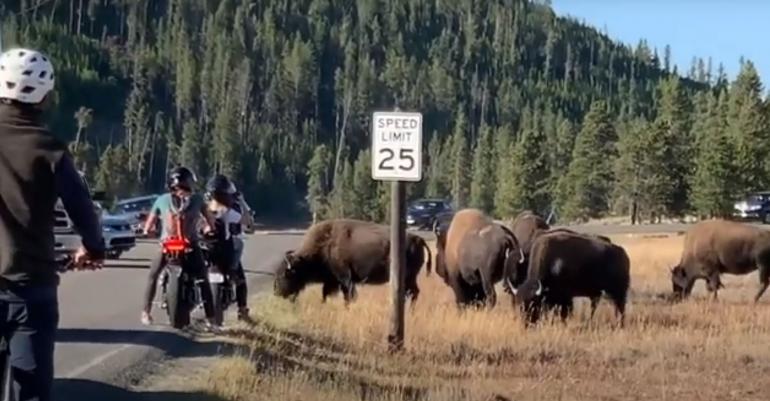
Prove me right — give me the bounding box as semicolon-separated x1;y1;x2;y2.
196;234;770;401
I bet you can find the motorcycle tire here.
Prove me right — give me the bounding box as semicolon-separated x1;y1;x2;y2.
165;267;191;329
210;282;225;326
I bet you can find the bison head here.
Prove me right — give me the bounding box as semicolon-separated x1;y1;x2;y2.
273;250;309;300
515;279;545;322
670;265;693;300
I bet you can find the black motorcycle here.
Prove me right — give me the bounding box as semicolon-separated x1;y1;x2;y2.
200;231;236;327
157;233;208;329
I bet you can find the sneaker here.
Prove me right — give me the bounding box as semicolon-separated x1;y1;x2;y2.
141;311;153;326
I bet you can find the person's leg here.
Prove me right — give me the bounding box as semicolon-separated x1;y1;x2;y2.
7;286;59;401
232;237;249;319
141;250;166;324
191;247;216;325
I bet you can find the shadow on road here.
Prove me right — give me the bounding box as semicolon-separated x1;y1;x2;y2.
116;257;151;263
56;328;240;359
54;379;227;401
104;263;149;269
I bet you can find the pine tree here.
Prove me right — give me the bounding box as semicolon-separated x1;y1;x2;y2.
425;134;446;197
449;112;471;209
654;76;693;217
327;159;355;219
560;101;617;221
351;150;380;221
306;144;332;223
469;125;495;214
179;120;205;179
729;61;770;193
506;127;550;215
494;140;518;219
691;92;735;218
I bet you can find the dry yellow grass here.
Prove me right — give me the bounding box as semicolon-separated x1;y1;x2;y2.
199;233;770;401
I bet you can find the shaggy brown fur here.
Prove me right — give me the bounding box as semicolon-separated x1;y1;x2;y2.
273;219;431;304
441;209;524;309
517;230;630;325
670;219;770;302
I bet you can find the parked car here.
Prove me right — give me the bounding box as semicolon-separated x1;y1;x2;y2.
111;194;161;236
54;172;137;259
406;198;453;230
55;199;137;260
733;191;770;223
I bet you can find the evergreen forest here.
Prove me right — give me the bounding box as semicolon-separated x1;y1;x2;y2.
2;0;767;224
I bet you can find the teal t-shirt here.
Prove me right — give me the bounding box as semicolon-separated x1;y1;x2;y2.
151;193;205;241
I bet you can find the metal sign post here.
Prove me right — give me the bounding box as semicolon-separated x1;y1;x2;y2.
371;110;423;352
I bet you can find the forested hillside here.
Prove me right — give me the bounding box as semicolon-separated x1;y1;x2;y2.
1;0;766;223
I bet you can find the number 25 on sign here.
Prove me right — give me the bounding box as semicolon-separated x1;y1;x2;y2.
371;111;423;182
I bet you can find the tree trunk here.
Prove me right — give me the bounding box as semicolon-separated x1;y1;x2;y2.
333;86;353;186
69;0;75;34
77;0;84;36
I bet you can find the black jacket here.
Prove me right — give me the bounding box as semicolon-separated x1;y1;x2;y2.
0;103;104;287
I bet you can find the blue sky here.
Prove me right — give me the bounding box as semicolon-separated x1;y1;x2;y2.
551;1;769;85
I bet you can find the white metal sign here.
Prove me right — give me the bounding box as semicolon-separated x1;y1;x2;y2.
371;111;423;182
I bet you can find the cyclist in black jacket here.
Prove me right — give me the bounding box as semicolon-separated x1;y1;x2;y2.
0;47;105;401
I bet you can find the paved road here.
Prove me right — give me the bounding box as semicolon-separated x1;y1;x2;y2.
52;233;303;400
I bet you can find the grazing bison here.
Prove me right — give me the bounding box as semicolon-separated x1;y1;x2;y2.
441;208;524;308
506;222;613;293
273;219;432;304
670;219;770;302
516;230;630;325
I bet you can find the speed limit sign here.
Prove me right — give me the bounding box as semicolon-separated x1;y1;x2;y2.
371;111;423;182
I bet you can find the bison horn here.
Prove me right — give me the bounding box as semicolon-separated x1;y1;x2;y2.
518;249;525;264
506;277;517;295
535;281;543;296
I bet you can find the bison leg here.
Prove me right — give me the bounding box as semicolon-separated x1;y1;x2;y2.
755;262;770;303
480;270;497;309
321;282;341;302
589;296;600;319
556;299;573;323
333;267;357;304
706;272;722;301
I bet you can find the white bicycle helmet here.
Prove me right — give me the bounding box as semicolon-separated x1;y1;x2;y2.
0;48;55;104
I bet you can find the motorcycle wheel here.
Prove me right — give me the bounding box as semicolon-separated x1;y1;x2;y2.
210;282;225;326
165;266;191;329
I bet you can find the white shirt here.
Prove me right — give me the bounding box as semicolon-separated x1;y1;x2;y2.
211;207;242;239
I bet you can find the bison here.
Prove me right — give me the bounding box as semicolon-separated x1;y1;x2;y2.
431;217;451;283
504;211;552;293
515;230;630;325
505;216;613;293
439;208;524;309
273;219;432;304
670;219;770;302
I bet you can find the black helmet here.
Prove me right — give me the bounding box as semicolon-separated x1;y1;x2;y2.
167;166;197;191
206;174;236;205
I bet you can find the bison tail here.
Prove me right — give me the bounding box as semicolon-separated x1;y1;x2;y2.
421;237;432;276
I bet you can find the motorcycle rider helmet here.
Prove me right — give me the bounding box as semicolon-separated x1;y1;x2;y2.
0;48;55;104
205;174;236;206
167;166;197;192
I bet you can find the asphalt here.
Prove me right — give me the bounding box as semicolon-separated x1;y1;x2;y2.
52;233;302;401
48;220;769;400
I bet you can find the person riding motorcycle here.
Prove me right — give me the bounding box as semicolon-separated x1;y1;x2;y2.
0;47;105;401
204;174;250;321
140;167;218;328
